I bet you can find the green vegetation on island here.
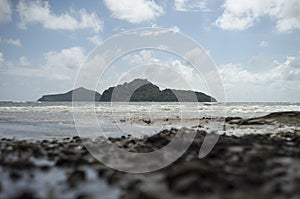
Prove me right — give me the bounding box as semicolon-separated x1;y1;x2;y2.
38;79;216;102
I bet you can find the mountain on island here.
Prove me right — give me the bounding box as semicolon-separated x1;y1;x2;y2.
100;79;216;102
38;87;101;102
38;79;217;102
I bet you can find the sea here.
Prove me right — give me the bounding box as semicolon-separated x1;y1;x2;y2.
0;102;299;140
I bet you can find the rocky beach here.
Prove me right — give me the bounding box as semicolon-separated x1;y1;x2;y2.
1;1;299;198
1;111;300;199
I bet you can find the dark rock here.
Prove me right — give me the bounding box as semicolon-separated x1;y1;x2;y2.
39;165;51;171
2;159;34;169
76;193;91;199
233;111;300;125
1;120;300;199
67;169;86;187
143;119;151;124
12;190;36;199
9;170;22;181
225;116;242;122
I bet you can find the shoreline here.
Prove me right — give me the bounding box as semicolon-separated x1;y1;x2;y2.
0;111;300;198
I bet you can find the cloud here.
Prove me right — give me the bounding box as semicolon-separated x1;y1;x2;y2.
219;53;300;101
170;59;194;80
258;40;268;47
118;50;197;90
128;50;159;65
184;47;213;73
216;0;300;32
19;56;31;66
174;0;207;11
170;25;180;32
124;50;193;77
103;0;164;23
1;46;86;80
42;46;86;79
87;35;103;46
0;0;11;23
6;38;22;47
0;52;4;62
17;0;103;33
0;37;23;47
287;55;300;68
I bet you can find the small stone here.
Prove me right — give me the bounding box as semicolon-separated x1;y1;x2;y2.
76;193;91;199
68;169;86;187
143;119;151;124
13;190;36;199
10;170;22;181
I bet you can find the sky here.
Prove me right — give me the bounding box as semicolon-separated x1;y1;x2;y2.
0;0;300;102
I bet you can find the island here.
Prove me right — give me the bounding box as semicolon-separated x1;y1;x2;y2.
38;87;101;102
38;79;216;102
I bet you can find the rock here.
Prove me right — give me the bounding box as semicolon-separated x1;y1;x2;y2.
76;193;91;199
12;190;36;199
67;169;86;187
9;170;22;181
1;122;300;199
143;119;152;124
231;111;300;126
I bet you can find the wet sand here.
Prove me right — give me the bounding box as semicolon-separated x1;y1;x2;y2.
0;111;300;199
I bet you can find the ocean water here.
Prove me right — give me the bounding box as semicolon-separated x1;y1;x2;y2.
0;102;299;140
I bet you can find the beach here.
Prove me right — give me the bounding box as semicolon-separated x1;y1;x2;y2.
1;0;299;198
0;103;300;198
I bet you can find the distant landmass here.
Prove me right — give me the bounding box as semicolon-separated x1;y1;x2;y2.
38;79;216;102
38;87;101;102
100;79;216;102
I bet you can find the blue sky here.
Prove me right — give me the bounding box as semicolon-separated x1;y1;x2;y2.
0;0;299;102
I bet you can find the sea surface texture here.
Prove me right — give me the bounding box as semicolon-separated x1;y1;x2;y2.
0;102;299;140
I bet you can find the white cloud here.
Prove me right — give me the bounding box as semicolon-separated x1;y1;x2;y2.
119;50;196;90
170;59;194;80
184;47;213;73
0;37;23;47
1;47;86;80
103;0;164;23
287;55;300;68
175;0;207;11
19;56;31;66
17;0;103;33
87;35;103;46
259;40;268;47
216;0;300;32
6;38;22;47
128;50;159;65
219;53;300;101
0;0;11;23
170;25;180;32
125;50;194;77
42;47;86;79
0;52;4;62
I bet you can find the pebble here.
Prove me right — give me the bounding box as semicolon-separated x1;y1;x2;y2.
68;169;86;187
0;120;300;199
